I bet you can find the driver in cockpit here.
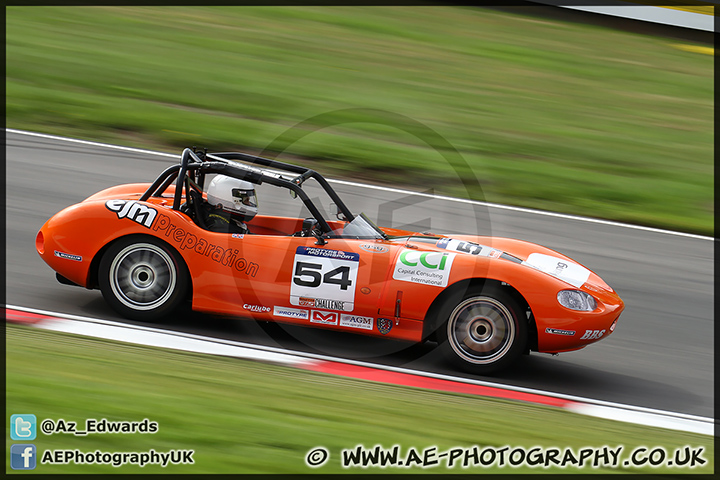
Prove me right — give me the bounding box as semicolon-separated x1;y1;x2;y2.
199;175;257;234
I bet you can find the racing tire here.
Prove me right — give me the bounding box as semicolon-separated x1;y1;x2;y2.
437;287;527;375
98;236;189;322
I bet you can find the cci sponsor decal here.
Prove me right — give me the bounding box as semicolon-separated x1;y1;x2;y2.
392;250;455;287
340;314;373;330
359;244;389;254
54;251;82;262
273;306;309;320
310;310;339;325
243;304;270;313
376;318;393;335
545;328;575;336
580;329;606;340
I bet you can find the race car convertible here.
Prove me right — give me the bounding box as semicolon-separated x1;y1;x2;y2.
36;148;624;373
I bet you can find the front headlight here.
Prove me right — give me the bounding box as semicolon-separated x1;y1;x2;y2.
557;290;597;311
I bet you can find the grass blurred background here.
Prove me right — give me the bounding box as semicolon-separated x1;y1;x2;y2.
5;6;713;234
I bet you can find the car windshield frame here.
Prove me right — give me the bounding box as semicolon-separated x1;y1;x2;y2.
327;212;388;240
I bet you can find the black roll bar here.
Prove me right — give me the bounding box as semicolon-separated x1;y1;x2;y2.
139;148;353;234
139;165;180;202
197;161;330;232
208;152;355;223
173;149;204;211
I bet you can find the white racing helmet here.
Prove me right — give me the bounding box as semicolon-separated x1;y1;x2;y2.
206;175;258;221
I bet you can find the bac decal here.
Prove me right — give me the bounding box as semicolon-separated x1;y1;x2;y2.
290;246;359;312
392;250;455;287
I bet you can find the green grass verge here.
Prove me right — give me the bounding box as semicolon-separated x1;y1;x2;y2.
5;324;713;474
5;6;713;235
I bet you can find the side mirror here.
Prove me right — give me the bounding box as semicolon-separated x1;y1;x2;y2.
302;218;327;245
302;217;319;232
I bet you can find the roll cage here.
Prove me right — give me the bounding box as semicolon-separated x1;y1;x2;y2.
139;148;356;235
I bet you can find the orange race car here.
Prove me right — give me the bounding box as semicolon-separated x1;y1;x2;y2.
36;148;624;373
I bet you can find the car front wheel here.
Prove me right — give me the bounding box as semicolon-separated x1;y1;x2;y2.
98;236;188;321
438;287;527;374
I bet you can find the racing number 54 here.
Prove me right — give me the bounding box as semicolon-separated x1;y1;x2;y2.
293;262;352;290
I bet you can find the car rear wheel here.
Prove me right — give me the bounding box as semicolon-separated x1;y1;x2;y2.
98;236;188;321
437;287;527;374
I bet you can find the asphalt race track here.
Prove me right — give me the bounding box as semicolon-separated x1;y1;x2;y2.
5;130;713;418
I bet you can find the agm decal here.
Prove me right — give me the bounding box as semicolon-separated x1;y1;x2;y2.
340;314;373;330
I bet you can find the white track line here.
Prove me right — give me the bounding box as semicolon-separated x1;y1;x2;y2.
7;128;176;159
6;128;712;241
7;305;714;436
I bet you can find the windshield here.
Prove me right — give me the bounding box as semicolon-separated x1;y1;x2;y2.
331;212;387;239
